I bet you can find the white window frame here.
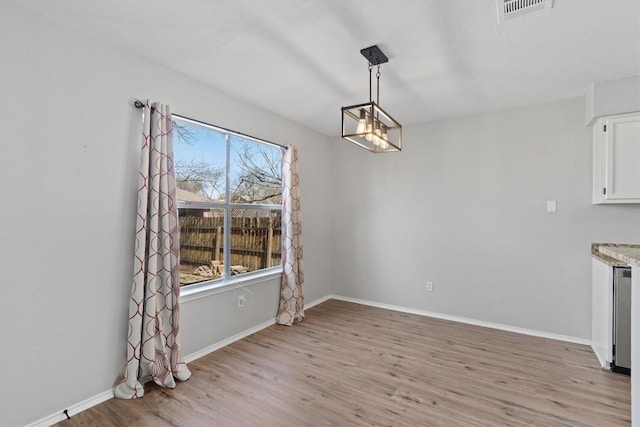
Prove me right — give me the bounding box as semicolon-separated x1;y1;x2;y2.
173;115;283;299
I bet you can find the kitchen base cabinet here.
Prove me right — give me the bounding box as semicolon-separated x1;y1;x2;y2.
592;256;614;368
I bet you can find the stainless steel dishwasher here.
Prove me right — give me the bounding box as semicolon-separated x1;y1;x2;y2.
612;267;632;374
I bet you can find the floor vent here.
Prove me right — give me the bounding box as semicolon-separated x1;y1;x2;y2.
497;0;554;23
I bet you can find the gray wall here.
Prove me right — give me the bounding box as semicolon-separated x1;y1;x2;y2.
331;98;640;339
3;2;640;426
0;3;333;426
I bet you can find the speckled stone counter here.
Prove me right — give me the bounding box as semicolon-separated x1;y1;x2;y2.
596;243;640;268
591;243;633;267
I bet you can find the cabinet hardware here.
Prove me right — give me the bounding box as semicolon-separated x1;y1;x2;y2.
604;124;607;132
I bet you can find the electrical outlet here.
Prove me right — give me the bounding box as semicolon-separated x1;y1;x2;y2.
426;281;433;292
237;294;246;308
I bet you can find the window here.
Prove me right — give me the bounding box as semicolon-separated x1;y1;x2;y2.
172;116;283;289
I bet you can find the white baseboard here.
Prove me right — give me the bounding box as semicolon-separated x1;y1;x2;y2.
591;344;609;370
184;317;276;363
330;295;591;346
25;389;114;427
27;294;330;427
304;294;333;310
28;293;588;426
184;294;331;363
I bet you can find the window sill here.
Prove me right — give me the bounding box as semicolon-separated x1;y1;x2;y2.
179;266;283;303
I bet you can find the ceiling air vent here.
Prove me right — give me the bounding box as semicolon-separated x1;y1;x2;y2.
497;0;554;23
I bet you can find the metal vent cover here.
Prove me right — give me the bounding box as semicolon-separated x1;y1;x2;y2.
497;0;554;23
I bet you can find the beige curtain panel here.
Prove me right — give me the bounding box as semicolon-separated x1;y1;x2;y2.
277;145;305;325
114;100;191;399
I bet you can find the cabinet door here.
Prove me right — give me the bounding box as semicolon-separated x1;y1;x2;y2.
605;113;640;201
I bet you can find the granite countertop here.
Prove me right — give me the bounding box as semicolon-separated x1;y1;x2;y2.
594;243;640;268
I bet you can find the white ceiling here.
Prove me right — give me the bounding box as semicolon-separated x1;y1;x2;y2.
12;0;640;136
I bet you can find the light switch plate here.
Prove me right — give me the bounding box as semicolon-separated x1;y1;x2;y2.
546;200;557;213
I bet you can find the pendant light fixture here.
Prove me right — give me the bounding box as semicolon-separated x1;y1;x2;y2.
342;45;402;153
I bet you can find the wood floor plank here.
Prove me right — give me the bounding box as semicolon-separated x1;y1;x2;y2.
54;299;630;426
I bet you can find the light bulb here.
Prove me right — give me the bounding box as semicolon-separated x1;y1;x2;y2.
372;121;382;146
380;124;389;149
356;110;366;134
365;122;373;141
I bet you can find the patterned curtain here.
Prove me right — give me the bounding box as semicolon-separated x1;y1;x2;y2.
114;100;191;399
277;145;305;326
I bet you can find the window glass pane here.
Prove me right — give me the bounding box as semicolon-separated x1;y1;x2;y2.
172;115;284;290
178;207;225;286
173;118;226;201
229;208;282;277
229;137;282;204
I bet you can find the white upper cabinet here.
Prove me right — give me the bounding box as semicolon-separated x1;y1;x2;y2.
593;112;640;204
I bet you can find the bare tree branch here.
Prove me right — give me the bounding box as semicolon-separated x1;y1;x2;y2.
230;144;282;203
172;118;283;204
172;120;198;145
175;159;224;199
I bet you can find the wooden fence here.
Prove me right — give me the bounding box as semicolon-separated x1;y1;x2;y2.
179;215;282;273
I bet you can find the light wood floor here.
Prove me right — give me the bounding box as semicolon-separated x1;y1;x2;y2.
56;299;630;426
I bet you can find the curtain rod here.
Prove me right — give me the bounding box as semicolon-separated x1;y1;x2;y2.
134;100;287;150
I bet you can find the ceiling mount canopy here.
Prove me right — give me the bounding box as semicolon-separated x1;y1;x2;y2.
360;45;388;66
341;45;402;153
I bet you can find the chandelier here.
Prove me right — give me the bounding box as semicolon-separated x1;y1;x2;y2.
341;45;402;153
